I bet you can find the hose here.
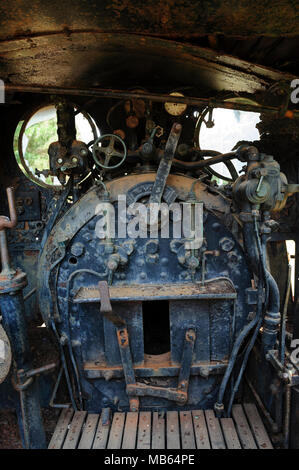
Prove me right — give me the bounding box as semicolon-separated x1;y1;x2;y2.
225;215;280;415
215;315;259;414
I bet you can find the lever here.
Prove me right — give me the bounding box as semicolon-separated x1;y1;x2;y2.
0;187;17;276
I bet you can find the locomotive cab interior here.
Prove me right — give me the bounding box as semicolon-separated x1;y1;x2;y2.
0;0;299;450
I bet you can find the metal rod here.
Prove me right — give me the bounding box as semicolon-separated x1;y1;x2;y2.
280;264;292;364
5;84;299;118
245;375;279;433
283;383;291;448
0;188;18;274
23;287;37;302
0;230;11;273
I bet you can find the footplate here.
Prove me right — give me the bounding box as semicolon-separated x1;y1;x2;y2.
48;404;273;449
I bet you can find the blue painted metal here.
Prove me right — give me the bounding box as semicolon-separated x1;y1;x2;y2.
37;174;253;413
0;188;46;448
0;282;47;449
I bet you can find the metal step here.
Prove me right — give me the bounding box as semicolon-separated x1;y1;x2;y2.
48;403;273;449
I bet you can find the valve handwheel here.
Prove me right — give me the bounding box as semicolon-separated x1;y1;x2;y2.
92;134;127;170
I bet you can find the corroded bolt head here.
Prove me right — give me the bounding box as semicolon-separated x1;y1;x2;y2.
173;123;182;134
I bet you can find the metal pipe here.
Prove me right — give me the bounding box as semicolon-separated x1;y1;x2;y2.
0;291;46;448
243;219;280;352
283;383;292;448
245;375;279;433
226;220;265;416
0;187;17;230
280;264;292;364
215;315;259;415
0;230;11;274
0;187;46;448
5;84;299;119
23;287;37;302
173;151;236;170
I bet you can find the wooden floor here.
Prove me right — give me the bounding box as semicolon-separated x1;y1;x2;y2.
48;403;273;449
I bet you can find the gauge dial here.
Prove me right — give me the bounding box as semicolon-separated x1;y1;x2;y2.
164;92;187;116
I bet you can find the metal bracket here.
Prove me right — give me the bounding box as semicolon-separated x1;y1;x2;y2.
177;328;196;396
98;281;139;411
98;281;196;407
116;327;140;412
127;328;196;405
13;363;57;392
266;349;299;386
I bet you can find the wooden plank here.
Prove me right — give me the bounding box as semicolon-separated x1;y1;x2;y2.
167;411;180;449
63;411;87;449
205;410;226;449
243;403;273;449
48;408;74;449
78;414;99;449
220;418;242;449
152;412;165;449
137;411;151;449
107;412;125;449
92;412;111;449
192;410;210;449
180;411;196;449
232;404;257;449
122;412;138;449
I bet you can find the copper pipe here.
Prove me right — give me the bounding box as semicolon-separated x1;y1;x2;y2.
0;187;17;275
0;187;17;230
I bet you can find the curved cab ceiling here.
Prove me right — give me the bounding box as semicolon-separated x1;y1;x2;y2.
0;1;297;92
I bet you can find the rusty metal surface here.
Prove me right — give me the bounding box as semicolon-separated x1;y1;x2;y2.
83;356;228;380
37;172;230;325
0;1;298;41
74;278;236;303
0;32;295;93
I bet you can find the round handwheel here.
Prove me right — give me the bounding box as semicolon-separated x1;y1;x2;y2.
92;134;127;170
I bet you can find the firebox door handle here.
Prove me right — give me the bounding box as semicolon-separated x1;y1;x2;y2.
98;281;125;327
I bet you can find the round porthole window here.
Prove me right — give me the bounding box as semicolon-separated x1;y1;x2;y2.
13;104;99;189
194;98;261;182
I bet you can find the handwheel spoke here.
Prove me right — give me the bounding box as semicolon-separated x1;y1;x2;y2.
112;151;124;158
108;136;115;151
104;155;111;167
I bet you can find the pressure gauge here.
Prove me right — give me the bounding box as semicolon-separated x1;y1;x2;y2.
164;92;187;116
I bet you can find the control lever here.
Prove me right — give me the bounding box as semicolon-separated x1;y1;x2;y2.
98;281;125;328
149;122;182;205
0;187;17;277
98;281;139;411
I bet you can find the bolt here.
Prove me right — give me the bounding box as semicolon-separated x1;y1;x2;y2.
80;148;88;156
173;123;182;134
219;237;235;252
